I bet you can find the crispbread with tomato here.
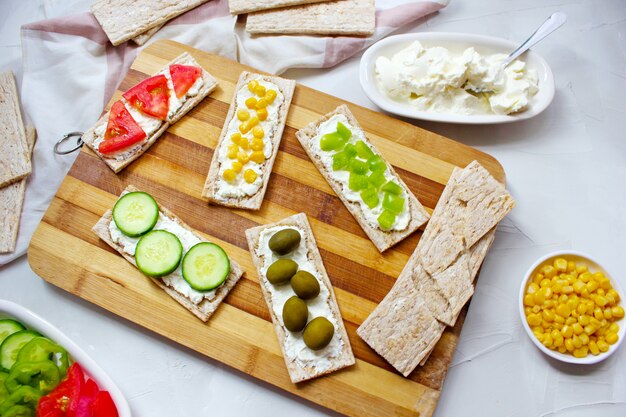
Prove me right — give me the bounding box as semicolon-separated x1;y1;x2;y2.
82;52;217;173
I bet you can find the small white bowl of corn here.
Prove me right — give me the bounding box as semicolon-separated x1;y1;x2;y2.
519;251;625;364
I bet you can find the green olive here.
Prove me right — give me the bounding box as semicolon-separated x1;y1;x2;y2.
266;259;298;285
282;296;308;332
303;317;334;350
268;229;301;255
290;271;320;300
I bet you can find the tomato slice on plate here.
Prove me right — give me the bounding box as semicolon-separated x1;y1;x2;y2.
98;101;147;155
37;362;84;417
169;64;202;99
74;379;99;417
92;391;119;417
122;74;170;120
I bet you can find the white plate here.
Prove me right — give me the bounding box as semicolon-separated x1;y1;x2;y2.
519;251;625;364
0;300;131;416
359;32;556;124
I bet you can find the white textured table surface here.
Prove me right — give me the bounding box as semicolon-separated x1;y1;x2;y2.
2;1;626;416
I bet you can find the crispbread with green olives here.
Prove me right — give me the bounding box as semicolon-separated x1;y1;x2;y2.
295;104;430;253
92;185;243;322
245;213;355;383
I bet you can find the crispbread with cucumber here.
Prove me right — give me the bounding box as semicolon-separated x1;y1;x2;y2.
92;185;244;322
202;71;295;210
296;104;430;252
82;52;218;173
245;213;355;383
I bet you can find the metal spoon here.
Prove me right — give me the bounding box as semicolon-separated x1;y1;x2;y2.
502;11;567;68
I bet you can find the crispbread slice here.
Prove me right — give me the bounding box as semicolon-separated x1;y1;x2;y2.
296;104;429;253
0;126;36;254
92;185;244;322
91;0;211;46
229;0;330;15
0;71;30;188
202;71;295;210
245;213;355;383
82;52;217;173
132;24;163;46
246;0;375;36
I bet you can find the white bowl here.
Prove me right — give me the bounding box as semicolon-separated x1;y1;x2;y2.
359;32;556;124
519;251;625;364
0;300;131;416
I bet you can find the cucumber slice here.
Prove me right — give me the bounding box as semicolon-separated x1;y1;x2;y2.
112;191;159;237
0;331;40;371
0;320;25;346
135;230;183;277
182;242;230;291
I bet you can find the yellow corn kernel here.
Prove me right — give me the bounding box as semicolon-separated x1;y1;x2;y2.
595;295;608;307
243;169;257;184
572;323;584;335
541;320;552;329
584;324;597;335
608;289;620;303
578;315;590;326
611;306;624;318
558;294;568;304
524;307;532;316
222;169;237;182
552;283;563;294
542;334;553;348
532;305;542;314
558;345;567;354
589;340;600;355
563;286;574;294
554;315;565;324
606;293;616;306
250;138;264;151
572;335;582;348
231;132;242;144
254;84;266;97
590;317;602;328
567;298;578;311
239;122;251;134
564;338;575;352
597;288;606;296
573;280;586;294
586;280;599;293
593;307;604;320
540;278;551;288
265;89;277;103
576;303;588;315
554;258;568;272
542;309;555;322
231;161;243;173
524;294;535;307
554;334;564;347
227;144;239;159
606;332;619;345
580;333;589;345
580;288;590;298
603;308;613;320
556;304;571;318
239;137;249;150
237;109;250;121
252;126;264;139
579;271;592;283
256;107;268;121
599;277;612;290
543;287;553;299
237;151;250;164
255;98;268;109
597;339;609;352
609;323;620;334
528;282;540;293
541;265;557;279
567;261;576;272
534;291;546;305
533;327;544;338
245;96;257;109
247;116;259;129
565;317;576;325
247;80;258;92
561;325;574;338
576;264;589;274
249;151;265;164
573;347;588;358
532;273;544;285
544;300;555;309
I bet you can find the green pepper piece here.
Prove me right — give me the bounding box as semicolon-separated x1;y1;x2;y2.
360;188;380;209
0;371;9;403
336;122;352;140
355;140;375;160
5;361;60;395
0;386;40;414
2;405;34;417
378;210;397;230
349;159;369;175
332;151;351;171
383;193;405;214
381;181;403;195
17;338;69;378
368;171;387;188
344;143;357;158
349;173;369;191
320;132;347;151
368;155;387;172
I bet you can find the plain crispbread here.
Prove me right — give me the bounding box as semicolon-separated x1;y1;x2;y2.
0;71;30;189
82;52;217;173
296;104;429;253
229;0;329;15
202;71;295;210
245;0;375;36
91;0;211;46
245;213;355;383
92;185;244;322
132;24;163;46
0;126;36;254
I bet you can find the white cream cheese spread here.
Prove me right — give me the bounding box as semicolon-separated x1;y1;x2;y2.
309;114;410;231
109;213;217;304
214;78;284;200
375;41;539;115
257;226;343;372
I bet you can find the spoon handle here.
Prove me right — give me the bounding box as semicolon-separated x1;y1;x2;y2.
503;11;567;67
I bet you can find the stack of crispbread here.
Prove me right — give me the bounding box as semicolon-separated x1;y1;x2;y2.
91;0;213;46
230;0;376;37
0;71;35;254
357;161;515;376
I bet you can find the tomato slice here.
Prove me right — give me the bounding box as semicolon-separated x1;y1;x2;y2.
169;64;202;99
98;101;147;155
74;379;98;417
122;74;170;120
92;391;119;417
37;363;84;417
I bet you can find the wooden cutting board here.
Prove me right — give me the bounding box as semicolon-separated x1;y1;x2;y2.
28;40;505;417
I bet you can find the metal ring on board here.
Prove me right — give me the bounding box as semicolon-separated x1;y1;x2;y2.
54;132;84;155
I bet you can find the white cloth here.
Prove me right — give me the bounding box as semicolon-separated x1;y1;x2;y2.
0;0;448;265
